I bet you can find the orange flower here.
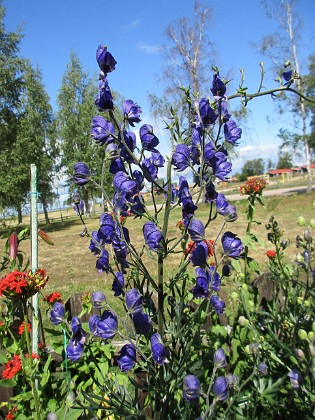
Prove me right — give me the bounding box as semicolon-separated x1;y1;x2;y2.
18;321;31;335
2;355;22;379
43;291;63;304
266;250;276;258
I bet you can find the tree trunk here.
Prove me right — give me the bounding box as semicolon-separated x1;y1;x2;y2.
43;204;50;224
17;203;23;224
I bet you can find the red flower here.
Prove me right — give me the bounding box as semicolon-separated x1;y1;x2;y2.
0;269;48;300
186;239;214;257
266;250;276;258
5;406;17;419
43;291;63;304
18;321;31;335
2;355;22;380
240;178;267;195
176;220;185;232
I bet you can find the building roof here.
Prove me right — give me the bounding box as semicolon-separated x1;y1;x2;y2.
267;168;293;175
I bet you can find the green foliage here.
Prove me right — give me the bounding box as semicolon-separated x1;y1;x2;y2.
239;159;265;182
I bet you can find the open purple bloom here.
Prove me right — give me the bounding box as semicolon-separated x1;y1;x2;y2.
96;45;117;74
66;340;84;362
73;162;90;186
217;99;231;122
89;310;118;339
130;195;146;217
216;193;229;215
178;176;190;202
119;130;136;163
182;196;198;221
143;222;164;252
112;238;129;271
188;219;205;243
172;144;191;172
183;375;200;402
199;98;218;127
109;157;125;174
123;99;142;127
95;79;114;112
211;73;226;98
204;141;216;162
132;311;152;335
90;116;115;145
190;241;208;267
214;348;227;368
151;151;165;168
213;376;229;401
221;231;244;258
113;171;138;200
142;158;158;181
49;302;65;325
140;124;160;151
126;288;143;313
205;181;218;203
150;334;169;365
89;231;102;255
288;369;303;388
98;213;116;244
191;126;201;165
211;152;232;181
67;317;87;362
91;292;106;309
210;295;225;315
117;344;136;372
191;267;211;298
224;120;242;146
95;249;110;273
209;266;221;292
112;272;125;296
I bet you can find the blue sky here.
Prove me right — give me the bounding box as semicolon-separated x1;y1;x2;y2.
3;0;315;175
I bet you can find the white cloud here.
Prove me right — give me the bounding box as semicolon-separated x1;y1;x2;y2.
231;143;280;174
135;42;162;54
122;18;141;32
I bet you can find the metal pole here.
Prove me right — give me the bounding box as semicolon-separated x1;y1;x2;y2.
30;164;39;354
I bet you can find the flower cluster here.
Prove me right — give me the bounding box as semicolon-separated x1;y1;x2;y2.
0;269;48;300
43;291;63;305
239;177;267;195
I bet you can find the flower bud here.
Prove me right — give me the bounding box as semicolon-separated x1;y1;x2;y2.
298;329;308;340
105;143;119;160
304;229;312;243
226;373;239;387
248;300;254;309
249;343;259;354
257;362;267;375
298;216;305;226
66;391;76;407
308;331;314;341
8;233;18;261
280;240;289;249
310;219;315;229
295;253;304;263
295;235;304;247
265;223;271;230
238;316;248;326
294;348;305;361
213;348;227;368
47;413;58;420
309;343;315;357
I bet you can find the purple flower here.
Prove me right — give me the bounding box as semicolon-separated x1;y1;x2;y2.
216;193;228;215
211;152;232;181
117;344;136;372
217;100;231;122
210;295;225;315
211;73;226;98
224;120;242;146
113;171;138;200
132;311;152;335
143;222;164;252
73;199;84;216
130;195;146;217
288;369;303;388
110;157;125;174
151;151;165;168
257;362;268;375
112;238;129;270
95;79;114;112
171;144;191;172
126;288;143;313
96;45;117;74
91;292;106;309
72;190;81;205
188;219;205;243
105;143;119;160
67;317;87;362
204;141;216;162
142;157;158;180
183;375;200;402
182;196;198;221
140;124;159;151
119;130;136;163
214;348;227;368
89;231;102;255
98;213;116;244
282;68;293;82
150;334;169;365
89;310;118;339
123;99;142;127
191;126;201;165
198;98;218;127
112;272;125;296
221;231;244;258
95;249;110;273
49;302;65;325
191;267;211;298
66;340;84;362
178;176;190;203
190;242;208;267
209;266;221;292
90;116;115;145
73;162;90;186
213;376;229;401
205;181;218;203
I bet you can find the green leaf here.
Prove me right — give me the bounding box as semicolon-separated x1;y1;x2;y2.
0;379;16;387
231;259;242;273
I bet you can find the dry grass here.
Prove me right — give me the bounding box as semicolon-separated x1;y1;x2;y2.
1;190;315;309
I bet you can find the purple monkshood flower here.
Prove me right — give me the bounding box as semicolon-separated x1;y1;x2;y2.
205;181;218;203
126;288;144;313
191;267;211;298
98;213;116;243
213;376;229;401
216;193;229;215
119;130;136;163
143;222;164;252
73;198;84;216
132;311;152;335
182;196;198;221
49;302;65;325
95;79;114;112
90;116;115;145
112;272;125;296
178;176;190;203
190;241;209;267
150;334;169;365
151;151;165;168
142;158;158;180
210;295;225;315
282;68;293;82
198;98;218;127
288;369;303;388
139;124;160;151
112;238;129;271
211;152;232;182
217;99;231;122
133;170;144;189
89;310;118;339
211;73;227;98
172;144;191;172
91;292;106;308
67;317;87;362
221;231;244;258
187;219;205;243
224;119;242;146
113;171;138;200
191;126;201;165
72;190;81;205
73;162;90;186
89;231;102;255
209;266;221;292
214;348;227;368
117;344;136;372
204;141;216;162
110;157;125;174
183;375;201;402
123;99;142;127
95;249;110;273
257;362;268;375
130;195;146;217
96;45;117;74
